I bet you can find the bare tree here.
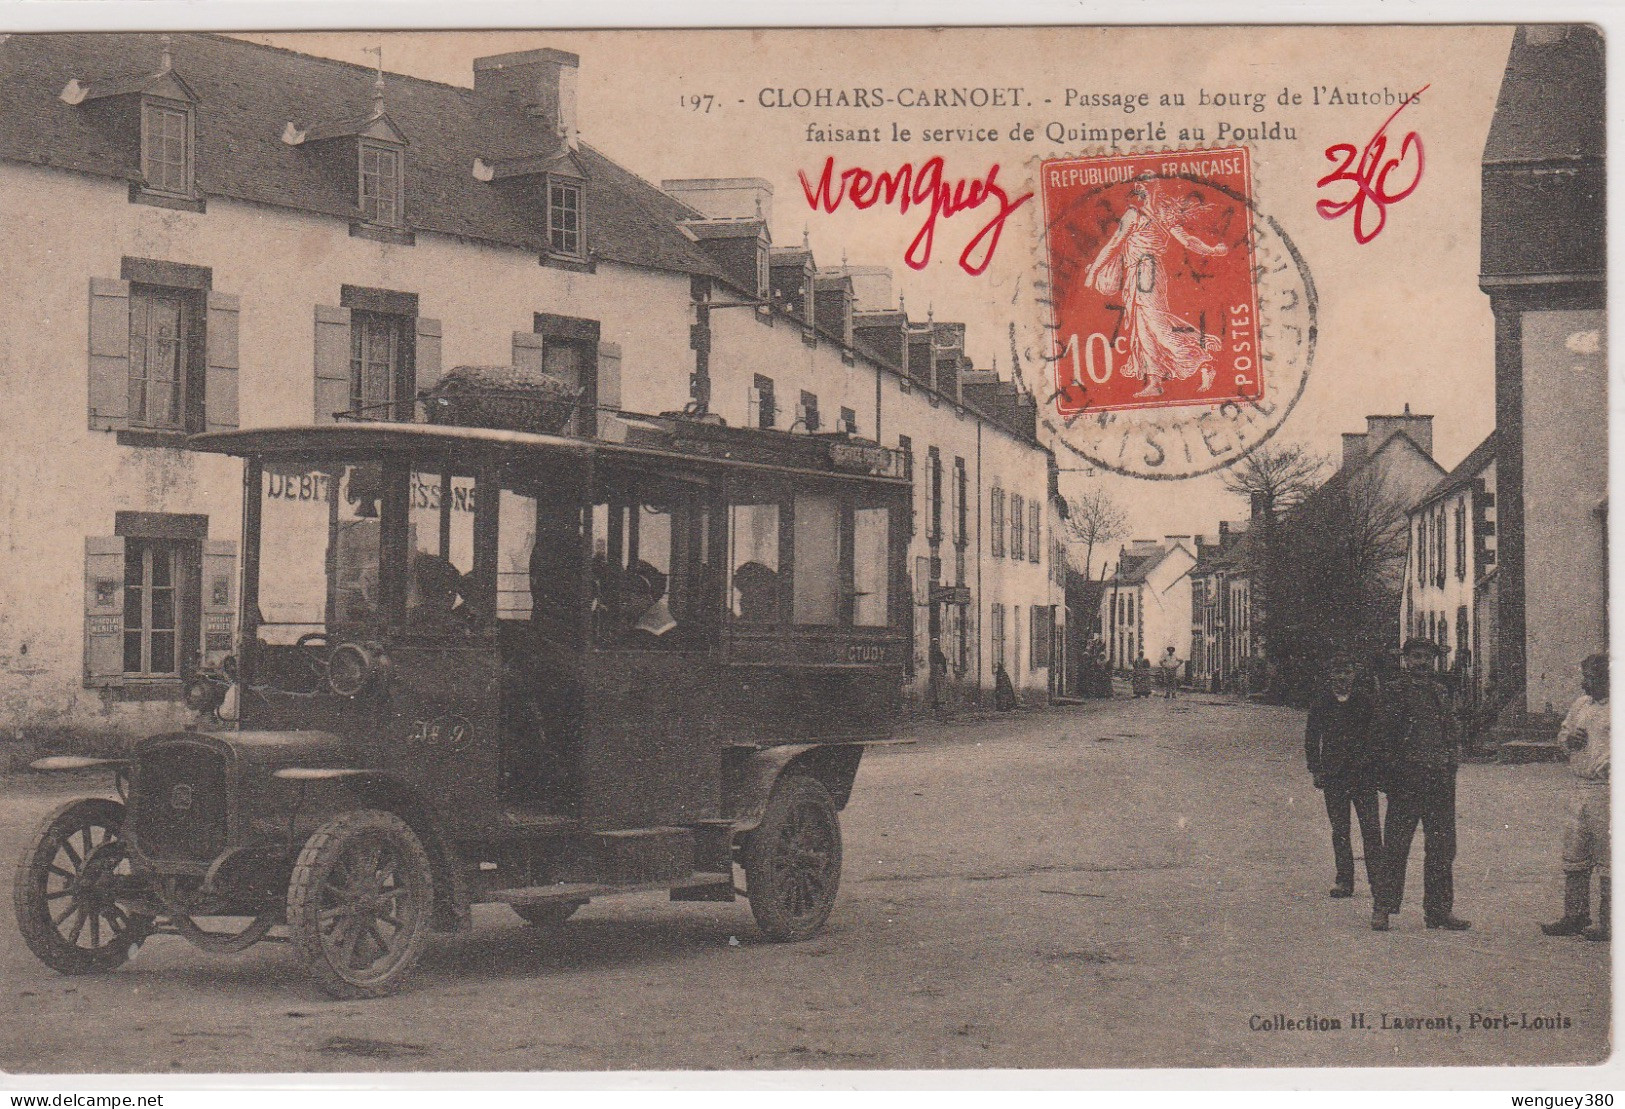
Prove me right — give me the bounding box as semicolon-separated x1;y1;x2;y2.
1063;487;1128;577
1219;443;1328;700
1272;462;1414;694
1218;443;1328;520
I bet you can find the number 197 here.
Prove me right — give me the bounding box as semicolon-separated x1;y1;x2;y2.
682;94;715;113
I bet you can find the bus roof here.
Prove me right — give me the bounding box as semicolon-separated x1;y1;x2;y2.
188;417;911;487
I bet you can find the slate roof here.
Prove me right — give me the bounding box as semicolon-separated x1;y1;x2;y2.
0;32;720;277
1113;547;1169;585
1412;431;1497;513
1483;26;1604;164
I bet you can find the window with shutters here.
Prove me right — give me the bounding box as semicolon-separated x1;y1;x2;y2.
840;406;858;435
123;539;184;677
1011;494;1026;561
88;263;238;440
350;310;413;420
128;284;200;431
86;522;235;691
990;487;1005;557
752;374;777;429
141;100;194;198
954;458;968;548
898;436;915;536
926;447;943;545
1454;498;1467;581
359;140;403;228
798;390;821;432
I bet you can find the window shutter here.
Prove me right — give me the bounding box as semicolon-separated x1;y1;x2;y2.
201;539;237;668
512;331;546;375
414;317;443;402
597;341;622;411
313;304;352;424
88;278;131;431
84;536;125;686
204;292;240;432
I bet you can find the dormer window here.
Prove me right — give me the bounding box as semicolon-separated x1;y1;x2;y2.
548;179;581;256
141;99;193;197
473;151;590;268
360;140;402;227
284;73;412;243
61;37;203;212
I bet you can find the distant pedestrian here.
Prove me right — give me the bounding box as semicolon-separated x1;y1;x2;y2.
1131;653;1153;698
1306;653;1384;901
1540;653;1610;942
1158;646;1182;699
993;662;1019;711
1371;637;1469;933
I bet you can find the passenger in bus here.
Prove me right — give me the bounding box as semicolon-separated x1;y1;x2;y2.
409;552;470;633
733;560;779;622
621;560;679;648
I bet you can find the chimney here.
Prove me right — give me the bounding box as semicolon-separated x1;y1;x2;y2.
473;48;579;149
1365;404;1434;457
661;177;774;224
838;266;894;312
1218;520;1231;543
1342;432;1368;470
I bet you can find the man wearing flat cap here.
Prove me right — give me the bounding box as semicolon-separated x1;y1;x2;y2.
1371;636;1470;932
620;559;680;649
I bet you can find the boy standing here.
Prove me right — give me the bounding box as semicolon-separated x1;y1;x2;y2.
1540;653;1611;941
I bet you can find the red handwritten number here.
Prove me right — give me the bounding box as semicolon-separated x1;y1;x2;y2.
1316;85;1429;244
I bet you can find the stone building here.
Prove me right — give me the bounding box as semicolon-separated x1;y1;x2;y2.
1480;25;1607;724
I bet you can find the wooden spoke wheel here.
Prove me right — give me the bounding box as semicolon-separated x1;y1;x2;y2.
13;799;154;974
512;900;584;929
744;775;843;942
286;810;433;999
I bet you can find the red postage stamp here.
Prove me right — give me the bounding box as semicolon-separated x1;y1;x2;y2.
1040;147;1262;415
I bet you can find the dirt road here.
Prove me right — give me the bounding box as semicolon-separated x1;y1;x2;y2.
0;695;1608;1073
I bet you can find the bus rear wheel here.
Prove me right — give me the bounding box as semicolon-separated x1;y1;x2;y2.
744;775;842;942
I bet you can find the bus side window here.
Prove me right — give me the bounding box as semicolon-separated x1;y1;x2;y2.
792;492;841;626
729;496;782;623
852;505;890;627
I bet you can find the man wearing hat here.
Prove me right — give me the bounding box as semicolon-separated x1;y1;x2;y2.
1305;652;1384;901
1371;636;1470;932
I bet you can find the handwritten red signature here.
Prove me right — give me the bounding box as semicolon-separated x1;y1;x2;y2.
1315;85;1429;244
799;156;1034;276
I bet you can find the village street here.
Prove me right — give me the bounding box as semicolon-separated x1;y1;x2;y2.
0;694;1609;1075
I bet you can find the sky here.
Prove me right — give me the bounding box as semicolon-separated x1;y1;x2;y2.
242;26;1513;558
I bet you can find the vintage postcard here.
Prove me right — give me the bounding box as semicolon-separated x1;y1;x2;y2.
0;16;1611;1081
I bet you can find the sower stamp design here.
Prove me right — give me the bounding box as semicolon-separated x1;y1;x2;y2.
1036;146;1316;480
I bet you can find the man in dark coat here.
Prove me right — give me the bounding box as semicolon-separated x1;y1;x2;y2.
1371;637;1470;932
1306;653;1384;900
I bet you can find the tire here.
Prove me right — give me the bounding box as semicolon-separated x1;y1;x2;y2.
13;798;153;975
744;774;843;941
286;809;434;999
512;900;584;929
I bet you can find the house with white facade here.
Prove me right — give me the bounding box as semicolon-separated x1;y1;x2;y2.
0;33;1064;745
1401;433;1498;700
1100;538;1196;674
